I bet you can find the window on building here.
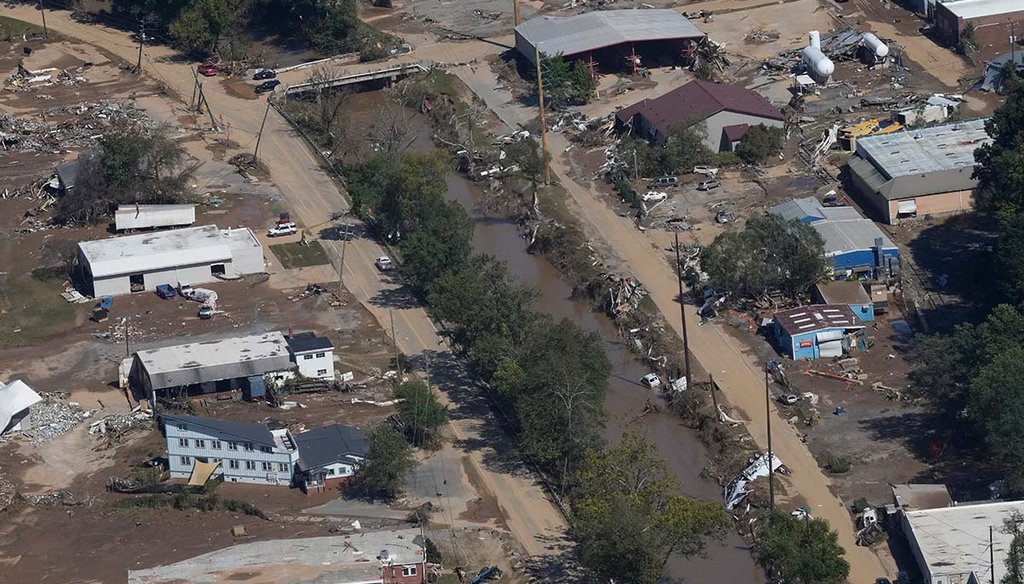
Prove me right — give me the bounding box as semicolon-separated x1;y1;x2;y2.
228;442;238;451
303;354;313;360
245;460;255;470
178;438;188;447
195;439;205;448
177;423;187;431
261;462;272;471
180;456;191;466
326;468;335;476
212;440;222;449
260;446;272;453
317;369;327;376
279;463;289;472
315;352;325;359
244;442;254;452
402;566;417;577
228;460;239;469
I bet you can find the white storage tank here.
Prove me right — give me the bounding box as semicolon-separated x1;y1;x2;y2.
808;30;821;50
861;32;889;58
801;46;835;79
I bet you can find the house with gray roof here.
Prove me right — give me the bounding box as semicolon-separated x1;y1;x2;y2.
514;9;704;68
162;414;299;486
295;423;369;493
847;118;990;224
770;197;900;280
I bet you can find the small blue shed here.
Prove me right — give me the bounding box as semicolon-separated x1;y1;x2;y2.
773;304;867;361
814;281;874;322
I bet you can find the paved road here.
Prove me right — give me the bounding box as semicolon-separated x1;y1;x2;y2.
8;5;566;558
454;64;896;583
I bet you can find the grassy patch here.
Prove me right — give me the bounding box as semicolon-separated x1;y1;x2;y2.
0;16;42;38
270;240;330;269
113;492;270;518
0;274;80;348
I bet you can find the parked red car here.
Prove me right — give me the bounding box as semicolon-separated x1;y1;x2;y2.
197;62;218;77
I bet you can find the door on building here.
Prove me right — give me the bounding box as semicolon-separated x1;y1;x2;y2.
896;200;917;220
129;274;144;292
816;330;844;358
211;264;226;276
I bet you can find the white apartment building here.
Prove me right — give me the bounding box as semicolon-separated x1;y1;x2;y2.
163;414;298;485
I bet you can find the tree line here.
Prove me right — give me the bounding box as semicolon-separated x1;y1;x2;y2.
910;86;1024;493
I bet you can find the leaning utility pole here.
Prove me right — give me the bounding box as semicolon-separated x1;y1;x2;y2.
253;99;271;160
673;232;692;391
765;365;775;511
534;47;551;185
38;0;48;38
136;21;145;72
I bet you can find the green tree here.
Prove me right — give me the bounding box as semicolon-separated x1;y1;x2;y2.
398;200;473;292
504;137;549;189
735;124;785;164
353;424;417;501
971;346;1024;488
974;84;1024;218
756;511;850;584
169;0;231;57
661;124;714;174
700;214;828;300
572;435;730;584
1004;511;1024;584
394;379;447;446
539;55;597;108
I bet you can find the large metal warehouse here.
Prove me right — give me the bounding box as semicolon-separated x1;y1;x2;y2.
77;224;264;297
934;0;1024;50
846;118;990;224
514;9;705;69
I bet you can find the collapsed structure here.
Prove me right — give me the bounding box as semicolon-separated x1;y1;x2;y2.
514;9;705;70
0;379;42;436
846;118;990;224
77;224;264;296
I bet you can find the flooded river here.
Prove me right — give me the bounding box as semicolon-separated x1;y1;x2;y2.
348;93;763;583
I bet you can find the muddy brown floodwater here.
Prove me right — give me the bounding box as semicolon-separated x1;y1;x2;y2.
346;92;763;583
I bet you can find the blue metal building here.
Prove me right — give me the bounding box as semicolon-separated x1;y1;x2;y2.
814;280;875;322
771;197;900;280
773;304;867;361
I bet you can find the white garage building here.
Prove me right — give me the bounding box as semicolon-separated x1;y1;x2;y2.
77;225;264;297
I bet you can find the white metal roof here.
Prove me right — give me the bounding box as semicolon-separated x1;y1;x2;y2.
940;0;1023;19
221;227;261;253
135;332;292;390
0;379;42;435
516;9;704;59
903;500;1024;583
114;204;195;231
856;118;990;180
79;225;232;279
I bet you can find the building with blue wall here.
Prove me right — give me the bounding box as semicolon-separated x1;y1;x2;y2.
771;197;900;280
814;281;875;322
773;304;867;361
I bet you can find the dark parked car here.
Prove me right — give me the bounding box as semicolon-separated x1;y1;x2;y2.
155;284;177;299
252;69;276;80
254;79;281;94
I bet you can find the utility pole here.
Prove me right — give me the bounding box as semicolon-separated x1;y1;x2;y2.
254;99;271;161
534;47;551;185
708;373;720;420
633;149;639;181
124;315;130;357
513;0;521;26
673;232;691;391
38;0;47;39
390;310;401;380
1012;21;1018;66
190;77;200;109
339;223;350;294
765;365;775;511
195;81;205;114
991;525;996;584
136;21;145;73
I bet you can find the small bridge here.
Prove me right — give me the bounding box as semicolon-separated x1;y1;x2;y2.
283;61;431;98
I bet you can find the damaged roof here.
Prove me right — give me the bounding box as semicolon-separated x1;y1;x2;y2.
815;281;871;306
515;9;704;63
774;304;864;335
616;80;784;137
133;332;293;390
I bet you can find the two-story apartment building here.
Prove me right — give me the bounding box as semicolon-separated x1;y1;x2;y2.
286;332;335;380
163;414;298;485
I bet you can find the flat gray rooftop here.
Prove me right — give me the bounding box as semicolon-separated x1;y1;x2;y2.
942;0;1023;19
516;9;704;60
221;227;261;252
856;118;990;179
79;225;231;278
137;332;290;375
128;529;425;584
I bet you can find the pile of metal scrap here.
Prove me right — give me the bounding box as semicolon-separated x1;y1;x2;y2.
980;51;1024;93
605;275;648;317
725;452;787;511
745;26;780;44
88;409;152;437
25;490;79;507
692;38;729;75
25;393;92;445
5;63;90;91
0;100;150;154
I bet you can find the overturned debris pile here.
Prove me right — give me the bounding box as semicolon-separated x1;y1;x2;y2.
26;393;92;444
605;275;648;317
0;100;151;154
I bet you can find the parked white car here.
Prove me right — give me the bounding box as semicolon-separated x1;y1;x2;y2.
640;373;662;389
693;165;720;178
375;256;394;271
267;222;297;237
642;191;668;202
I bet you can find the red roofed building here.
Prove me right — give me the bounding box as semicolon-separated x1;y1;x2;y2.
616;80;786;152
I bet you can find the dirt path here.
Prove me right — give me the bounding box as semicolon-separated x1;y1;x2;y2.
454;67;897;584
2;5;567;559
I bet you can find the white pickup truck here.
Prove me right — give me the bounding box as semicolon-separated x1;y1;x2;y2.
179;285;219;305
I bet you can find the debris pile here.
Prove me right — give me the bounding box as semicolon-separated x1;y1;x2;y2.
0;100;150;154
26;393;92;444
725;452;788;511
88;410;152;437
605;275;648;317
745;26;780;44
0;477;17;513
25;490;78;507
5;63;89;91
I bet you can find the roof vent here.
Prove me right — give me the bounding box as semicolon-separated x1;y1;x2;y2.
380;549;390;561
